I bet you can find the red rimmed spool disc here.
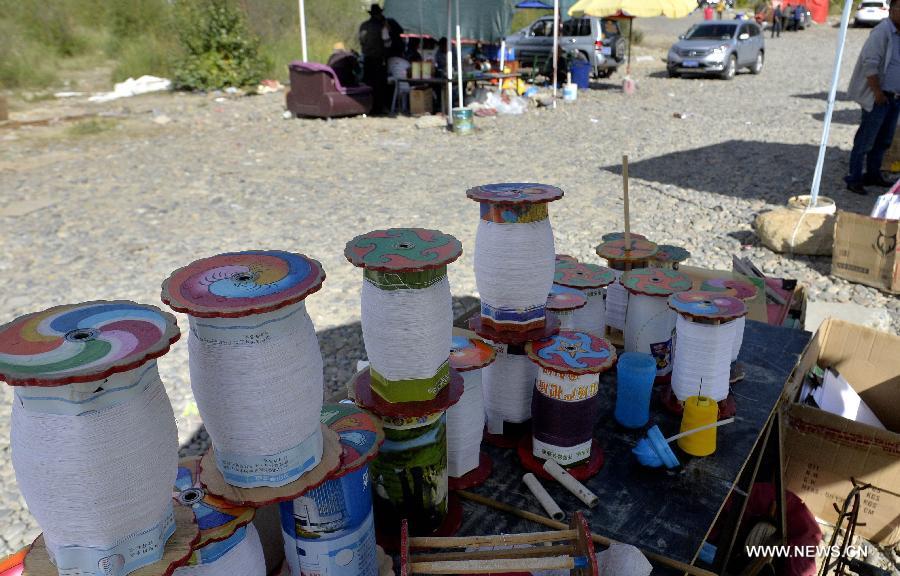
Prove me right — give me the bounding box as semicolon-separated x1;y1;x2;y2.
344;228;463;272
352;367;464;418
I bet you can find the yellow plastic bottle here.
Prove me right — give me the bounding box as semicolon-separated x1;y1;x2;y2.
677;395;719;457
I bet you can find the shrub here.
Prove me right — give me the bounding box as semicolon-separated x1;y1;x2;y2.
172;0;269;90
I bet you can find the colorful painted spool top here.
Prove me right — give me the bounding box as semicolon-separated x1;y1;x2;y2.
547;285;588;312
554;260;616;289
525;330;617;376
555;254;578;263
175;457;255;554
668;291;747;322
344;228;462;277
600;231;648;242
0;300;180;387
321;402;384;476
466;183;564;205
700;277;759;302
449;336;496;372
595;237;659;263
161;250;325;318
621;267;693;298
653;244;692;265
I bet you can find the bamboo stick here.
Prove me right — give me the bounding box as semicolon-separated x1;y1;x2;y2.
410;530;576;548
410;544;575;563
410;556;575;574
623;154;631;247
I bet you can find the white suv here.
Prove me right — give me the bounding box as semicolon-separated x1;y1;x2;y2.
854;0;889;26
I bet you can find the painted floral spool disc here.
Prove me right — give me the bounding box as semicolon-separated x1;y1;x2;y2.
594;237;660;270
668;291;747;323
555;254;578;263
449;336;496;372
700;278;759;302
466;182;564;207
651;244;692;269
554;260;616;290
600;231;647;242
547;285;588;312
621;268;693;298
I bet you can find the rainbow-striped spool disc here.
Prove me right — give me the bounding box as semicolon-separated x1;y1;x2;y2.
0;300;179;387
668;291;747;322
554;261;616;289
595;237;659;263
449;336;496;372
621;267;693;297
466;183;564;205
344;228;462;273
526;330;617;376
161;250;325;318
700;278;759;302
547;285;588;312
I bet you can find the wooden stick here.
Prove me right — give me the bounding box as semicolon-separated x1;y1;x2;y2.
410;544;575;563
666;417;735;443
410;530;576;548
456;490;719;576
623;154;631;248
410;556;575;574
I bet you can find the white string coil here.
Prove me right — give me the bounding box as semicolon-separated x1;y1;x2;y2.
535;368;599;402
624;294;677;376
360;275;452;382
731;316;746;362
571;287;606;335
605;271;628;331
11;364;178;570
547;309;576;330
447;369;486;477
188;301;324;487
670;315;736;402
482;345;536;434
173;523;266;576
474;219;555;322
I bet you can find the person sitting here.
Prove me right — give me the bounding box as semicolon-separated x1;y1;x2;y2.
405;37;423;62
327;42;361;87
386;30;411;113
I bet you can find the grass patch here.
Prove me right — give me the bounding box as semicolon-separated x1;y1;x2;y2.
65;118;117;137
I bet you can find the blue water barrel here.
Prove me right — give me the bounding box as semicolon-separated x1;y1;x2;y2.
570;60;591;90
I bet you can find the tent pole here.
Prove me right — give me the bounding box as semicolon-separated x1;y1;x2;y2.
553;0;559;108
298;0;308;62
456;0;464;108
809;0;854;207
447;0;454;124
627;18;632;76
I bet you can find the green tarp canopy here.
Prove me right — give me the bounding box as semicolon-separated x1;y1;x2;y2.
382;0;519;43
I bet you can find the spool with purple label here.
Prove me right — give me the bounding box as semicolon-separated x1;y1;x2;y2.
0;301;198;576
650;244;691;270
553;260;616;336
621;267;692;380
519;331;617;480
162;250;339;493
594;236;659;338
546;284;587;330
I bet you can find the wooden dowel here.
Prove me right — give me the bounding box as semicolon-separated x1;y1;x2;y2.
623;154;631;248
410;530;576;548
456;490;719;576
411;544;575;563
409;556;574;574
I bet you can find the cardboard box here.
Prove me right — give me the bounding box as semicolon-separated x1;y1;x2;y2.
782;318;900;546
831;210;900;294
409;87;433;116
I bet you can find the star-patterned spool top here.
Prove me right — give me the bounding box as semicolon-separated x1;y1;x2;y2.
621;267;693;297
466;183;564;205
161;250;325;318
0;300;180;387
700;278;759;302
449;336;496;372
525;330;617;376
653;244;692;264
595;237;659;262
547;284;588;311
554;260;616;289
344;228;463;272
668;290;747;322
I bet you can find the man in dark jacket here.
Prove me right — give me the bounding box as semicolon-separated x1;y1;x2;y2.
359;4;388;113
772;4;783;37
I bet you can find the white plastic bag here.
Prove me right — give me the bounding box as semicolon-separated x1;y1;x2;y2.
484;91;526;115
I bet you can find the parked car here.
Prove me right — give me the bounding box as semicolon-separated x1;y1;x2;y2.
854;0;890;26
504;16;626;78
666;20;765;80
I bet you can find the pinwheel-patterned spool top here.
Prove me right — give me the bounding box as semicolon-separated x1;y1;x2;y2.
668;291;747;322
321;402;383;476
547;285;588;312
449;336;496;372
525;330;617;376
653;244;692;265
621;267;693;297
161;250;325;318
0;300;180;387
344;228;463;273
600;231;648;242
554;260;616;289
700;278;759;302
465;183;564;205
595;237;659;263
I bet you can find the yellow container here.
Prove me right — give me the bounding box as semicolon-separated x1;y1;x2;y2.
677;395;719;457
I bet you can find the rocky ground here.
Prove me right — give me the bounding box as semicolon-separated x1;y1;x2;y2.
0;13;897;564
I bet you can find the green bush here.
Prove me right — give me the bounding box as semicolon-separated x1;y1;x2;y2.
172;0;269;90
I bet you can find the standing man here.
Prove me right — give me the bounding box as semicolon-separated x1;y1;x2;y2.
845;0;900;194
783;3;792;30
716;1;726;19
359;4;389;114
772;4;783;38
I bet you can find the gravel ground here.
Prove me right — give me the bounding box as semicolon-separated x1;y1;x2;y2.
1;15;898;559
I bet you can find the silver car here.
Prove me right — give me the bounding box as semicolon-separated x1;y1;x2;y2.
666;20;765;80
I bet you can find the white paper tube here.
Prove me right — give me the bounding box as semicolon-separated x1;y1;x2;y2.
523;473;565;521
542;459;599;508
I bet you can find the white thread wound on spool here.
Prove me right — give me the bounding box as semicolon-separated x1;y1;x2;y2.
605;271;628;331
571;287;606;335
447;369;486;477
474;219;555;313
482;348;536;434
361;275;452;381
731;316;746;362
174;523;266;576
624;294;676;375
11;367;177;560
671;315;735;402
188;302;323;482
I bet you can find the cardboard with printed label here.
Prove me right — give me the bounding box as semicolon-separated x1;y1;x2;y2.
831;211;900;294
782;318;900;546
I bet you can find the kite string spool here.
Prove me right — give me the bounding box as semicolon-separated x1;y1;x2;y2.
361;274;452;383
447;369;486;477
174;523;266;576
670;315;735;402
605;270;629;331
482;346;536;434
11;366;177;565
571;287;606;335
624;293;676;375
731;316;746;362
532;369;598;464
188;301;324;486
474;219;556;320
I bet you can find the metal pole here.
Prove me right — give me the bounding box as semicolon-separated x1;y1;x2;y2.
552;0;559;108
456;0;464;107
809;0;855;207
298;0;308;62
447;0;454;124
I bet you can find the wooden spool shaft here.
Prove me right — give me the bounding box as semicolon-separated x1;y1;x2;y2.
410;544;575;563
410;530;576;548
409;556;576;574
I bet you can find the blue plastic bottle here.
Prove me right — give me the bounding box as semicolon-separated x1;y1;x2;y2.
615;352;657;428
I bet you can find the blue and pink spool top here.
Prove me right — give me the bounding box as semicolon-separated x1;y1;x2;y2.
668;291;747;322
554;260;616;290
621;268;692;298
525;330;617;376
